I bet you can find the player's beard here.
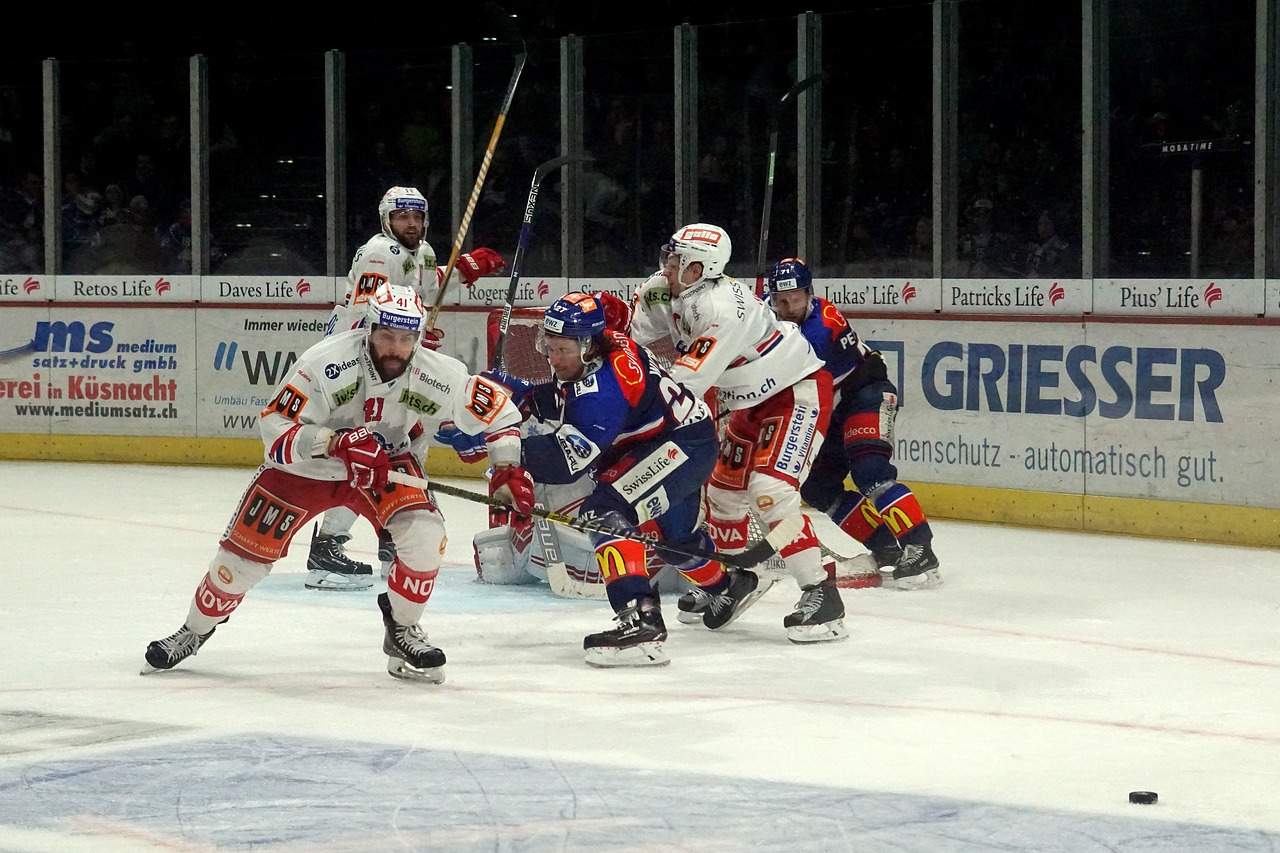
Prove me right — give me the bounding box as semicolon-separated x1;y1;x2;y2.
372;352;409;382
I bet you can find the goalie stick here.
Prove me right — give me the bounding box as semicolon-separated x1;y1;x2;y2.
428;3;527;333
388;470;803;571
488;154;600;597
753;72;824;298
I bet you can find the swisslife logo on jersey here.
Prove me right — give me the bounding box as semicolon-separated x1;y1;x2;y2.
1093;279;1261;317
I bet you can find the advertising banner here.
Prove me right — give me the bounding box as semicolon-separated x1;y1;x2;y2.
456;275;567;309
0;307;195;436
0;274;51;302
941;278;1090;315
53;274;199;302
1093;279;1262;317
197;309;331;438
198;275;340;305
816;278;943;313
859;317;1279;508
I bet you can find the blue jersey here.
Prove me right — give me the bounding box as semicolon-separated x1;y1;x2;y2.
522;332;713;485
794;295;875;394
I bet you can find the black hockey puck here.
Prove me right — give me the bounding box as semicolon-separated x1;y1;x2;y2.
1128;791;1158;804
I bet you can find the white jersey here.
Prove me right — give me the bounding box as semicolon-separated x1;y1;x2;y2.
259;328;523;480
327;234;440;335
630;272;823;410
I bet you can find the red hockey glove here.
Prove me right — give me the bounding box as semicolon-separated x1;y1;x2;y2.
420;326;444;351
490;465;535;516
330;427;389;490
593;290;633;335
456;247;506;285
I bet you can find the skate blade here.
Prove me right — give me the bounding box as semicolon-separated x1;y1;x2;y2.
305;570;375;591
786;619;850;644
140;662;166;675
835;572;882;589
386;657;446;684
675;611;705;626
584;641;670;668
895;569;942;591
705;577;775;630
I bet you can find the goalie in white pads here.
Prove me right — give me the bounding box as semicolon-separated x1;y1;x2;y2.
630;223;847;644
306;185;505;591
142;282;524;684
482;293;723;667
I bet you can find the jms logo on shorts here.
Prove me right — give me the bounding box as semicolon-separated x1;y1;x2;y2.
229;485;305;561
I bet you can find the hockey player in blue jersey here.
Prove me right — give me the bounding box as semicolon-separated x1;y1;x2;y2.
766;257;941;589
485;292;723;667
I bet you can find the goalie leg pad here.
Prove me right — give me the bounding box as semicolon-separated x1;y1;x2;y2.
472;527;534;585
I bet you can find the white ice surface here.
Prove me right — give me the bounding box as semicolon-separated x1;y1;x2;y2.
2;460;1279;852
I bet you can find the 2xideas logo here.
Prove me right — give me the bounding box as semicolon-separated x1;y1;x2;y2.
213;341;299;385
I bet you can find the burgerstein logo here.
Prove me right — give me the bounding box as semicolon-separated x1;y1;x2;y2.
901;282;917;303
1204;282;1223;307
156;278;172;295
1049;283;1065;305
23;277;40;295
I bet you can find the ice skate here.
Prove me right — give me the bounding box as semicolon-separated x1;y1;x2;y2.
784;577;849;644
378;593;446;683
676;587;716;625
892;543;942;590
584;597;669;668
305;525;374;591
141;620;224;674
377;528;397;579
703;569;773;630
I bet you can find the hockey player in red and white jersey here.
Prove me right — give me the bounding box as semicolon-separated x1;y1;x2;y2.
629;223;847;643
142;282;526;684
306;186;505;591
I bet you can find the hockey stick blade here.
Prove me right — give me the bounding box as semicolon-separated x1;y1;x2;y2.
387;471;780;570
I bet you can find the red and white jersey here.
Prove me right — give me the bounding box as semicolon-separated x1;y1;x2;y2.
630;272;823;410
327;234;440;335
258;328;523;480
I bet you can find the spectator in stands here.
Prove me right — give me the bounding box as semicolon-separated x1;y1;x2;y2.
958;197;1015;277
96;194;166;273
1023;209;1076;278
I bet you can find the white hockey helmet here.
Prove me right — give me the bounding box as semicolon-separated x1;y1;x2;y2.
365;281;426;335
378;186;428;239
662;223;732;281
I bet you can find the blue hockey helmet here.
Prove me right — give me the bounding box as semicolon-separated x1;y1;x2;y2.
767;257;813;294
542;292;607;339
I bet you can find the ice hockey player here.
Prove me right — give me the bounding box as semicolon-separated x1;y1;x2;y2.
630;223;847;644
766;257;941;589
306;185;505;592
482;292;721;667
142;282;526;684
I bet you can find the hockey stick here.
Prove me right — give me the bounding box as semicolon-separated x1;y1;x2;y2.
0;340;37;363
427;4;527;333
753;72;824;298
388;470;802;571
492;153;589;369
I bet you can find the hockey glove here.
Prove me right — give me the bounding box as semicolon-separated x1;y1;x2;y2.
434;420;488;464
420;326;444;351
456;247;506;285
480;369;537;409
329;427;390;490
490;465;536;517
593;291;633;334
